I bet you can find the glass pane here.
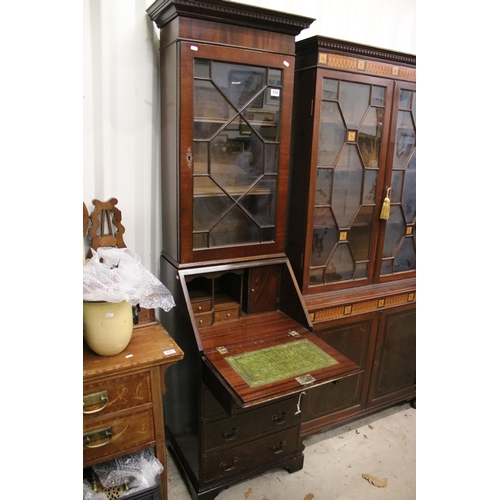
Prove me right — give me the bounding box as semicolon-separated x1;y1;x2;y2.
240;177;276;227
322;79;338;100
332;145;363;228
362;170;378;204
268;69;282;86
382;206;405;259
371;86;385;107
315;168;333;205
394;237;416;272
399;89;412;110
264;144;278;174
327;244;353;282
354;262;367;280
194;59;210;78
311;207;337;267
393;110;415;169
309;267;324;286
213;63;266;110
192;60;282;251
358;107;384;168
339;81;370;128
402;169;416;223
210;206;260;247
390;170;403;201
194;142;208;174
350;206;373;262
193;178;232;231
318;101;345;166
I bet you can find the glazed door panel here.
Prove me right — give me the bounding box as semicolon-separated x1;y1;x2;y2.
179;42;295;264
377;81;416;282
305;70;394;292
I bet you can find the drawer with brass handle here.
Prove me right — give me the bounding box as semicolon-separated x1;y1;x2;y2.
83;371;152;418
83;408;155;466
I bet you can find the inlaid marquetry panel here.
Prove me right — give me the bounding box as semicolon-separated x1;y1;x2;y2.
311;291;415;323
318;52;416;82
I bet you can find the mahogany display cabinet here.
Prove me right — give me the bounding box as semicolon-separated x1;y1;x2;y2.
286;36;416;436
146;2;359;499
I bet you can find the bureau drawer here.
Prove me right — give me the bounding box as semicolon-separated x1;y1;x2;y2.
213;306;239;323
83;371;152;419
203;396;301;453
192;298;213;314
83;408;155;465
195;312;213;329
203;425;300;482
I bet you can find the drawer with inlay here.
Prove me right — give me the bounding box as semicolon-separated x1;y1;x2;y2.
83;407;155;465
83;371;152;419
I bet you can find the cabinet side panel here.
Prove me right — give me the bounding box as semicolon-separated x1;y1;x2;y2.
160;256;200;478
287;68;317;290
160;41;179;262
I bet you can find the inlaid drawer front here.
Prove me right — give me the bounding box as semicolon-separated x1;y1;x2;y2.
83;372;152;418
83;408;155;465
203;426;300;482
203;397;301;452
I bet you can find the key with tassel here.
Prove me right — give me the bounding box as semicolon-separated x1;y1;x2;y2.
380;187;391;220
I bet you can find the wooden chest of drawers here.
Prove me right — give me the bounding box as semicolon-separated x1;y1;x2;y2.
83;322;183;499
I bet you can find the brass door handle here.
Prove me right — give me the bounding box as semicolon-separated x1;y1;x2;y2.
83;427;112;448
83;390;109;414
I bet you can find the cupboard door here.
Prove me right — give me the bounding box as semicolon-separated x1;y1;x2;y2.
302;314;377;424
368;304;416;406
180;43;294;264
377;82;416;281
305;71;394;292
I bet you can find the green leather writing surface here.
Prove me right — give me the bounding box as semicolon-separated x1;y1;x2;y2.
225;338;339;388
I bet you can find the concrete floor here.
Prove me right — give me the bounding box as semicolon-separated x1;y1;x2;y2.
166;402;416;500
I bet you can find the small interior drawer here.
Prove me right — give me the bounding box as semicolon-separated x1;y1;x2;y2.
83;408;155;465
83;371;152;419
195;311;213;329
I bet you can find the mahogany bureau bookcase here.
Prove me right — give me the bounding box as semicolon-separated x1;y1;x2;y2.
146;2;361;499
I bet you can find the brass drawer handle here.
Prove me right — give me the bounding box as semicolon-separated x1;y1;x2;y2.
83;427;112;449
83;390;109;414
272;411;288;425
220;457;238;472
271;440;287;454
222;426;239;441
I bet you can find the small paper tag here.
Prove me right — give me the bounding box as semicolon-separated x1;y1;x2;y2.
105;313;114;318
164;349;176;355
270;88;280;97
125;354;134;358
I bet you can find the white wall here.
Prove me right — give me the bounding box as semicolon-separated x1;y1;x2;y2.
83;0;415;278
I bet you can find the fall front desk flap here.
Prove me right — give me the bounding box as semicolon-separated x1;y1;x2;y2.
203;311;359;408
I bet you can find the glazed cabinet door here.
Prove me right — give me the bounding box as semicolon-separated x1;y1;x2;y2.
367;303;416;407
178;42;295;264
376;82;416;282
304;70;395;293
